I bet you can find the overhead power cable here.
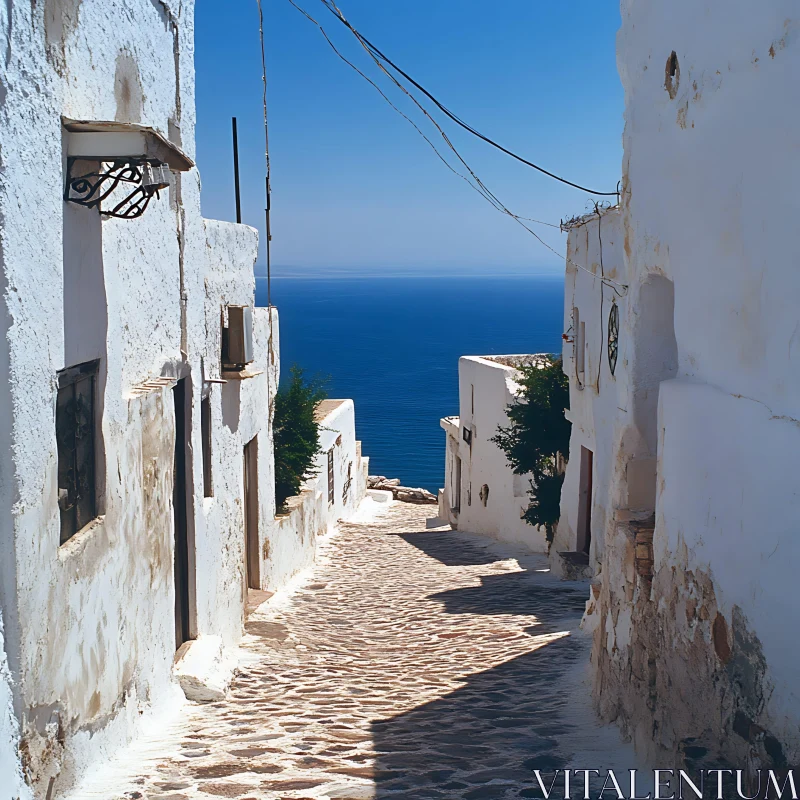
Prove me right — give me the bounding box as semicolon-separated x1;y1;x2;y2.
318;0;618;198
287;0;558;231
286;0;627;294
315;0;624;285
257;0;273;307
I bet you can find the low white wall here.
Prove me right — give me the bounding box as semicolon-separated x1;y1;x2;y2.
262;399;368;591
441;356;547;552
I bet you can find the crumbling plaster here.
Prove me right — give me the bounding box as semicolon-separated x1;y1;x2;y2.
579;0;800;770
0;0;285;797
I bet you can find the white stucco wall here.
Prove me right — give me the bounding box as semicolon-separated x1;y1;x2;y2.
577;1;800;768
0;1;286;796
197;221;279;646
657;380;800;747
0;612;30;800
554;209;626;569
441;356;547;553
263;400;369;591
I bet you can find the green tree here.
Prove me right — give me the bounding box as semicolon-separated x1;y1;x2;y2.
273;365;328;513
492;357;571;544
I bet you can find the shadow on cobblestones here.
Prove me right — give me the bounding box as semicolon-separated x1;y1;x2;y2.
79;504;639;800
370;558;590;800
397;531;502;567
372;636;581;800
431;571;589;622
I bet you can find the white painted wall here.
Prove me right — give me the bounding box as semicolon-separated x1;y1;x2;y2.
564;0;800;767
263;400;369;590
553;209;626;570
440;356;547;552
0;611;30;800
616;0;800;760
0;1;289;796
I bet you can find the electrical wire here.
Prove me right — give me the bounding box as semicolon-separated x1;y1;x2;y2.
257;0;273;308
256;0;275;411
286;0;517;217
287;0;560;234
286;0;628;291
318;0;619;197
317;0;626;282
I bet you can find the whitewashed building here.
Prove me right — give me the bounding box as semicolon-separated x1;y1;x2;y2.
271;399;369;583
561;1;800;773
0;1;367;797
551;207;627;580
440;355;548;553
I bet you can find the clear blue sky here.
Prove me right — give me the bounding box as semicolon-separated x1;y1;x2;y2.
194;1;623;275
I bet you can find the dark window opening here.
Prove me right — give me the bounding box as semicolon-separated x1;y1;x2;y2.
201;395;213;497
244;436;260;591
577;446;594;555
327;449;335;505
57;360;100;544
342;462;352;506
452;456;462;513
173;379;192;649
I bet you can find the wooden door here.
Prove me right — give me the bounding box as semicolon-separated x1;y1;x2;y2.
244;436;260;591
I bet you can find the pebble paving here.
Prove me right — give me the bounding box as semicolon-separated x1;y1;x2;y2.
103;502;636;800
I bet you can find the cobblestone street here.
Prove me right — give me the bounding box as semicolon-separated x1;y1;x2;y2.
85;502;641;800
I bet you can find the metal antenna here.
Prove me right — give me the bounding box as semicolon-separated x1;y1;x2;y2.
232;117;242;224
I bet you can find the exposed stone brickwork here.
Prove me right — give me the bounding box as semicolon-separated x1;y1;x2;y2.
587;522;785;780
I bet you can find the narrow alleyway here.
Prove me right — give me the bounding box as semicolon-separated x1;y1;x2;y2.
84;502;641;800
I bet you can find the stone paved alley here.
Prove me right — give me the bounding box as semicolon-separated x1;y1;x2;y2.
79;502;643;800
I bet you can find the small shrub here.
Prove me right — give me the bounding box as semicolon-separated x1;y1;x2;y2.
492;356;571;544
273;365;328;512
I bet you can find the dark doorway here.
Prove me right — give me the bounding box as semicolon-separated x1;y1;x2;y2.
173;379;191;649
244;436;260;591
576;446;593;555
453;456;462;513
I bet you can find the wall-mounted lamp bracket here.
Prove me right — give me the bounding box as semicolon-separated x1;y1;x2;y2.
64;158;171;219
62;118;194;220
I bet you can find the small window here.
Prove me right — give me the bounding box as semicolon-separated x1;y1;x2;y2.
56;360;100;543
608;302;620;376
201;395;213;497
327;449;335;505
342;462;352;506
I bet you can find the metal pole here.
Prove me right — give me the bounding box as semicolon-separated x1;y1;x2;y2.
232;117;242;224
257;0;272;308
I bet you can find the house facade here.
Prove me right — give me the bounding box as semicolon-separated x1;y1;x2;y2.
0;1;366;797
272;399;369;580
440;355;548;553
551;207;627;579
564;1;800;771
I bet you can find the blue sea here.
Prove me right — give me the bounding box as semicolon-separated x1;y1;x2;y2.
256;275;565;494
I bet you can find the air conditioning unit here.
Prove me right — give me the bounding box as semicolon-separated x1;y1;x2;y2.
222;305;254;370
